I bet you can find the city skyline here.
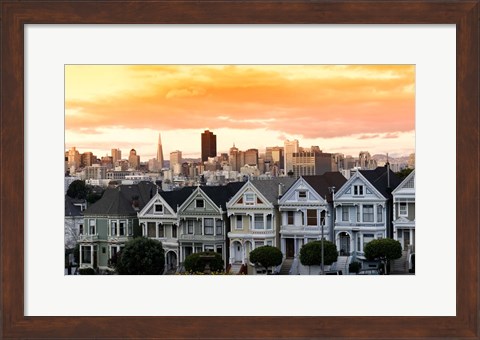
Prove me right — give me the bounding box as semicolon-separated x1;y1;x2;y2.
65;65;415;159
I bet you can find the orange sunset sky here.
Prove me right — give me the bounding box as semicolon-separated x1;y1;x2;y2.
65;65;415;160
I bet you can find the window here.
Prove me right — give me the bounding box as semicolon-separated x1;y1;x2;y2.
255;241;264;249
298;190;307;200
216;246;223;254
266;240;273;246
187;220;194;234
353;185;364;196
399;202;408;216
172;225;177;238
244;193;255;205
397;229;403;238
147;222;156;237
363;205;374;222
287;211;294;225
196;199;204;208
89;220;96;235
111;221;118;236
158;224;165;238
154;204;163;213
216;220;223;235
307;210;317;226
204;218;214;235
204;245;214;252
119;221;126;236
236;215;242;229
79;224;84;235
342;207;349;221
356;207;360;222
110;245;118;259
127;222;133;236
254;214;263;229
377;205;383;222
363;234;374;247
82;246;91;263
266;215;272;230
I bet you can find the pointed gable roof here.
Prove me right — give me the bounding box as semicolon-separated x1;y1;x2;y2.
303;172;348;202
359;166;402;198
65;195;84;217
392;169;415;194
84;181;157;216
159;186;196;212
200;182;245;210
250;177;296;203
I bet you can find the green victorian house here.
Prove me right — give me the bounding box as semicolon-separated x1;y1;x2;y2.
78;181;157;273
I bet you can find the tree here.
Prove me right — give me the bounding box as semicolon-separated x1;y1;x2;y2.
67;180;88;199
249;246;283;274
364;238;402;275
299;240;338;273
395;168;414;180
115;237;165;275
184;252;224;273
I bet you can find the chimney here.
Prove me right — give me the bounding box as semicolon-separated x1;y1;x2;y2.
278;183;284;198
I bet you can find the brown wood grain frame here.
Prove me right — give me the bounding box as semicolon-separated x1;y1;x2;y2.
1;1;479;339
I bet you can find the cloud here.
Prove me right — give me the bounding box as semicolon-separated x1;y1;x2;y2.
65;65;415;140
358;134;380;140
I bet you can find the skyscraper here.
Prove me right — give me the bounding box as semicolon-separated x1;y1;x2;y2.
284;139;299;174
157;133;164;169
111;148;122;165
201;130;217;162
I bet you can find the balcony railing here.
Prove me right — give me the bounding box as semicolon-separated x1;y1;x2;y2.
78;234;99;242
179;234;225;241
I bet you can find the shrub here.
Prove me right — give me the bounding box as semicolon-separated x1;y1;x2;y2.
349;261;362;274
364;238;402;275
116;237;165;275
249;246;283;273
299;239;338;267
79;267;96;275
184;252;224;273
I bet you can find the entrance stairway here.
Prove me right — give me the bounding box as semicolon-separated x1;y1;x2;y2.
391;250;408;274
279;258;294;275
229;263;243;274
331;256;349;274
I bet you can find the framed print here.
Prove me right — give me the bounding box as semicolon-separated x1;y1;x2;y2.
1;1;478;339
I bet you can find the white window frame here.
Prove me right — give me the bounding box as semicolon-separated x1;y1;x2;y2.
119;220;126;236
399;202;408;216
216;220;223;235
244;193;255;205
154;203;163;214
377;205;383;222
89;219;96;235
363;205;374;222
342;206;349;221
353;185;364;196
298;190;307;200
195;199;205;208
204;218;214;235
158;224;165;238
187;220;194;234
235;215;243;229
254;214;264;230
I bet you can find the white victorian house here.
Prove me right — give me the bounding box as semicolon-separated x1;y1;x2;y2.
226;178;295;274
333;166;402;265
392;169;415;273
138;187;194;273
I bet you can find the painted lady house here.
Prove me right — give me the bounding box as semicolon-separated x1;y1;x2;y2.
138;186;195;274
176;182;244;270
226;177;295;274
278;172;347;274
332;165;402;269
392;169;415;273
78;181;157;272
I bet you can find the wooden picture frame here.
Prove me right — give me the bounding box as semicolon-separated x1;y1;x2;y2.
1;1;478;338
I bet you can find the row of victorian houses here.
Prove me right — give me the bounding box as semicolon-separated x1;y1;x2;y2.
68;165;415;274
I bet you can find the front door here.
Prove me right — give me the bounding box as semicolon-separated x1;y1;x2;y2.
234;242;243;263
339;232;350;256
403;230;410;250
286;238;295;258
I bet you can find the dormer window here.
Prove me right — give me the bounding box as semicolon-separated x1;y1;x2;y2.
196;199;204;208
353;185;364;196
154;204;163;214
298;190;307;200
244;193;255;205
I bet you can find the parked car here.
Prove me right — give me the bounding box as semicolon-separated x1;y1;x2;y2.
324;270;343;275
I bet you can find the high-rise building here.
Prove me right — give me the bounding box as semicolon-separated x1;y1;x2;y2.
67;147;81;170
358;151;377;169
157;133;164;169
201;130;217;162
111;148;122;165
408;153;415;169
81;152;95;167
244;149;259;166
128;149;140;169
292;151;334;177
284;139;299;174
170;150;182;170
